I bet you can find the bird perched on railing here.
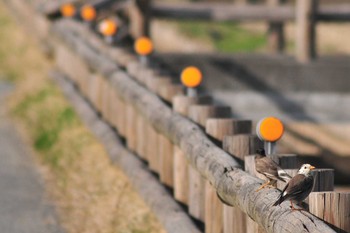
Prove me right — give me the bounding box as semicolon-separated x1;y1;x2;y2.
273;164;315;210
254;148;291;192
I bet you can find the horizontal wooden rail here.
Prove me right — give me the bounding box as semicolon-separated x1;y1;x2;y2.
318;4;350;21
39;0;350;23
51;18;336;233
151;2;294;22
152;1;350;22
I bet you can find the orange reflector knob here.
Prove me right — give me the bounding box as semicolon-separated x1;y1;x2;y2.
60;3;75;17
98;19;117;36
181;66;202;88
81;5;96;22
134;37;153;56
257;117;284;142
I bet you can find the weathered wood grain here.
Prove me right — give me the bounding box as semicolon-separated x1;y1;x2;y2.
309;192;350;233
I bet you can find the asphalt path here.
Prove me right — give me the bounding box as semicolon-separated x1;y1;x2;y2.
0;81;64;233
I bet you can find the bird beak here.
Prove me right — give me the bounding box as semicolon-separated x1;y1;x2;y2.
310;166;316;170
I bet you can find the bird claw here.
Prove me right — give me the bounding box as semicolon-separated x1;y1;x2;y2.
290;201;304;211
255;181;271;192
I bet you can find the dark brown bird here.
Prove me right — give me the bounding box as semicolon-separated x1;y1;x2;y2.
254;148;292;192
273;164;315;210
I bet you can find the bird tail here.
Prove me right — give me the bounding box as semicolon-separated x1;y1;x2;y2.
273;189;287;206
273;196;284;206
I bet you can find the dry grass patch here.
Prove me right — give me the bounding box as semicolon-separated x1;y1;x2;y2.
0;2;165;233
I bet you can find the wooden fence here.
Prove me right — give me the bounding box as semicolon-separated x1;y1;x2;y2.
38;0;350;63
4;0;350;232
150;0;350;63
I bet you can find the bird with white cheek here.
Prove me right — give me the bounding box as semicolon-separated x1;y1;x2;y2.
273;164;315;211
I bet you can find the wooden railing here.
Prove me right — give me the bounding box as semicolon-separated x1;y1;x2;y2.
150;0;350;63
4;0;350;233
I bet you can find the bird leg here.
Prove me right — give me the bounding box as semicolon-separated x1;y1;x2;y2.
255;180;271;192
266;180;277;188
290;201;304;211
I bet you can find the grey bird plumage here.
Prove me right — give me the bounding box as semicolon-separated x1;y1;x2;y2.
254;148;291;191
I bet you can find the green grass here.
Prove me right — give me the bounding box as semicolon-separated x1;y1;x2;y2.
13;84;79;169
178;21;267;53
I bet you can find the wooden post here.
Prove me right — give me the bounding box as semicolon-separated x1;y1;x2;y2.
153;81;181;188
172;95;213;205
205;120;252;233
158;83;184;103
188;105;231;128
222;134;263;233
187;105;231;222
279;168;334;192
267;0;285;53
311;168;334;192
127;0;151;39
108;87;118;130
103;80;112;125
136;114;147;159
206;119;252;145
110;77;127;137
143;74;172;175
296;0;318;63
101;78;110;122
146;122;159;173
116;98;127;137
158;132;174;187
146;75;172;94
309;192;350;233
223;134;262;164
137;0;152;37
126;104;137;152
90;74;101;112
173;95;213;117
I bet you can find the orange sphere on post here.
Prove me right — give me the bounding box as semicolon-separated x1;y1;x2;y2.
98;19;117;36
81;5;96;22
257;117;284;142
134;37;153;56
60;3;75;17
181;66;202;88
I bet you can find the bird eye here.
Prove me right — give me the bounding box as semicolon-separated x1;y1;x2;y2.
304;166;307;169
